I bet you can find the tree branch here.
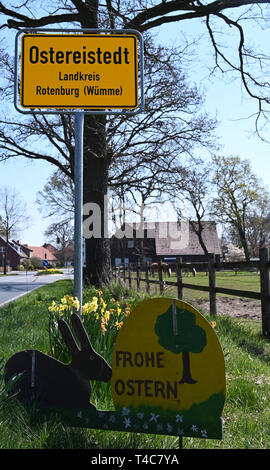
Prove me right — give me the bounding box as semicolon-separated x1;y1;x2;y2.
124;0;270;31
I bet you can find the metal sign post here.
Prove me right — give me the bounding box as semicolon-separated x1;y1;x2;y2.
74;111;84;316
14;29;144;315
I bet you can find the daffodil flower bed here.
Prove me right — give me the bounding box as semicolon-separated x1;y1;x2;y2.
48;290;132;363
37;269;64;275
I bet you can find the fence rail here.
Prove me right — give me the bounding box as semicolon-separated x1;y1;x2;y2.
112;247;270;340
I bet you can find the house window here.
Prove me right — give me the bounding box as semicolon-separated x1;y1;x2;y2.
127;240;134;248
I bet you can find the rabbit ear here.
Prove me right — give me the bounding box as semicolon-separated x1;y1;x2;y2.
71;313;94;351
58;319;80;356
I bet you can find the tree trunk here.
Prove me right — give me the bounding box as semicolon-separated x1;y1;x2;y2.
3;247;7;275
3;236;8;275
238;227;250;262
180;351;197;384
78;4;112;287
83;114;112;286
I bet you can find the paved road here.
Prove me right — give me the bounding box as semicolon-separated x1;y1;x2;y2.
0;269;74;307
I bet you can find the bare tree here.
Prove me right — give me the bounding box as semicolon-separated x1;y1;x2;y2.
1;0;270;284
244;196;270;257
44;221;74;266
0;187;30;274
164;160;215;256
36;169;75;224
1;33;216;285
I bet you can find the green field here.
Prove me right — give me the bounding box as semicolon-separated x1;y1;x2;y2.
126;270;261;302
0;279;269;450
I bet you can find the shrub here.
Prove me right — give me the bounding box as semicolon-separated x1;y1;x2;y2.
23;258;42;270
29;257;44;269
16;264;25;271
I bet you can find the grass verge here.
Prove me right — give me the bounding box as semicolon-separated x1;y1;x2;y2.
0;279;269;449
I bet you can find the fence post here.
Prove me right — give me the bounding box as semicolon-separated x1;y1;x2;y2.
145;264;150;294
176;256;183;300
208;253;216;316
158;260;164;294
136;264;140;290
259;247;270;339
128;264;132;289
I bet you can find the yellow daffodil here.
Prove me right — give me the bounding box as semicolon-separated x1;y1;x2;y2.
73;297;80;311
102;310;111;323
82;303;91;315
100;322;107;335
117;307;122;316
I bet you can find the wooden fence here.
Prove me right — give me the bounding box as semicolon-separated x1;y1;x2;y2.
112;247;270;340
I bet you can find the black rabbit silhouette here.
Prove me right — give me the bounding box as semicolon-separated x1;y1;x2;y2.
4;313;112;409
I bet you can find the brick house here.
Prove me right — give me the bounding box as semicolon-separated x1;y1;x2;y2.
110;221;222;266
0;236;30;271
12;240;33;258
0;238;65;270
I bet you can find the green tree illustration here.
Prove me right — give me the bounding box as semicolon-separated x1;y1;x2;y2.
155;306;207;384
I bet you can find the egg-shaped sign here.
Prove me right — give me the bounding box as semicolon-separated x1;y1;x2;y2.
111;297;226;439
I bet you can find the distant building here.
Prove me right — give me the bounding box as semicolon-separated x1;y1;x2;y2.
27;244;58;265
0;238;72;270
12;240;33;258
0;236;30;271
110;221;221;266
63;242;74;266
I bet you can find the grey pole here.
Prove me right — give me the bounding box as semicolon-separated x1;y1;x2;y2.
74;111;84;316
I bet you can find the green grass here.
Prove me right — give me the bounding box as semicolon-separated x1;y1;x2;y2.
0;279;270;449
0;273;19;276
0;280;73;361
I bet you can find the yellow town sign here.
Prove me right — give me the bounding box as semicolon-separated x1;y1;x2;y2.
20;33;139;110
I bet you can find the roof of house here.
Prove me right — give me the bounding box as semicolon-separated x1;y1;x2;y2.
0;236;29;258
112;221;221;256
43;243;58;253
28;246;58;261
12;240;33;255
112;222;156;239
155;221;221;256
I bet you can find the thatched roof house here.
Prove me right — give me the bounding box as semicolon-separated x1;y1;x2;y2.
110;221;221;266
